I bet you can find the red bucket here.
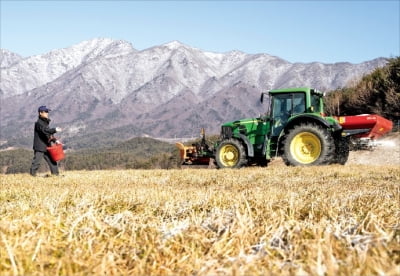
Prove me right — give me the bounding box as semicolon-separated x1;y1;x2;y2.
47;143;65;162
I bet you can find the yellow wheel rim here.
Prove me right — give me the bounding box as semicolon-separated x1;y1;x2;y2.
219;144;239;167
290;132;321;164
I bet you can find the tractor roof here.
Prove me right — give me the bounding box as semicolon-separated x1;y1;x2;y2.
269;87;323;96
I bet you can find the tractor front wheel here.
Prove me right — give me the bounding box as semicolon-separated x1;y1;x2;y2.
216;139;247;168
282;123;335;166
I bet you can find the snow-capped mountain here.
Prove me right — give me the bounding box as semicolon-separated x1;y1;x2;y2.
0;38;136;98
0;49;23;68
0;38;387;148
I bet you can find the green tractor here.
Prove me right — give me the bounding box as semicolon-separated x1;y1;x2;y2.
177;87;393;168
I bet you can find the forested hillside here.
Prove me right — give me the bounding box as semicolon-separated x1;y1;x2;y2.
325;57;400;121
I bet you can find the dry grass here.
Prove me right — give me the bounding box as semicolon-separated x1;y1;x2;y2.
1;165;399;275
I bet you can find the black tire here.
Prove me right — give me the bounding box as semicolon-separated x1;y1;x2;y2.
282;123;335;166
333;137;350;165
215;139;247;168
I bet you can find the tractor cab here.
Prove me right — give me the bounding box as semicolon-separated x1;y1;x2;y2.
262;88;324;137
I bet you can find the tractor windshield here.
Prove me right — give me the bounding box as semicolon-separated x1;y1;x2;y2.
272;93;305;117
271;93;305;136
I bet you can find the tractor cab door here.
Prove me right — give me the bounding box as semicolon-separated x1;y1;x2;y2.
271;93;305;137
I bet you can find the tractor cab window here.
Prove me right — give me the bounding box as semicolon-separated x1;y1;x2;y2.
271;93;305;118
272;94;289;122
310;94;321;113
293;93;305;114
271;93;305;136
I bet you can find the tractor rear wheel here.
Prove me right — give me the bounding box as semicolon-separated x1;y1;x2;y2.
282;123;335;166
216;139;247;168
333;137;350;165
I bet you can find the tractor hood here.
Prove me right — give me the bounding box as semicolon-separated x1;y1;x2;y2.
222;117;264;128
221;117;270;141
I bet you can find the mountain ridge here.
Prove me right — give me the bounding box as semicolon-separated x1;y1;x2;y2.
0;38;388;148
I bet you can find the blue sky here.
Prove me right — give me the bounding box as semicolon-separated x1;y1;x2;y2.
1;0;399;63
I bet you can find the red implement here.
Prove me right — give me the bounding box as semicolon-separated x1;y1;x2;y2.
336;114;393;139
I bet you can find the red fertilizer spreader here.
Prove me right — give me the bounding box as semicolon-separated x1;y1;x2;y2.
335;114;393;149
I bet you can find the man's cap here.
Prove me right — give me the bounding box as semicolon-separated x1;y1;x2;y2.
38;106;51;112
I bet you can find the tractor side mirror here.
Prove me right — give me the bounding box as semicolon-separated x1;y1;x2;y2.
260;92;269;103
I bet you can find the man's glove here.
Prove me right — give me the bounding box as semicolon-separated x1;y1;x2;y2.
56;127;62;132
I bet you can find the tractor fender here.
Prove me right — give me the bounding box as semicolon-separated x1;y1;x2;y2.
282;114;341;136
237;133;254;157
276;114;342;156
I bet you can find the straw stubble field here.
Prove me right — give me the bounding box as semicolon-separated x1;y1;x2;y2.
1;164;399;275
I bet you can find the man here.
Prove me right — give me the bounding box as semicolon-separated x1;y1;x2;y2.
30;106;62;176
